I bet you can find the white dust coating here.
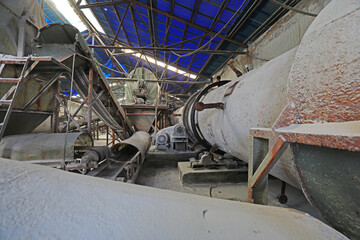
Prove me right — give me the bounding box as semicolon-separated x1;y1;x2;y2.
277;120;360;137
0;159;347;240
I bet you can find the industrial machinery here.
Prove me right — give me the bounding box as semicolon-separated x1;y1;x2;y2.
178;0;360;238
124;67;159;105
0;132;93;167
120;67;167;132
155;124;188;151
0;0;358;239
85;131;151;182
0;0;149;183
0;0;133;141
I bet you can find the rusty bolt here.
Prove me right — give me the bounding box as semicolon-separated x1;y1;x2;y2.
195;102;224;111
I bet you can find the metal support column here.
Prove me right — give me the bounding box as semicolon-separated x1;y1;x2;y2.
248;135;289;204
106;125;109;146
51;81;59;133
87;68;93;134
248;136;269;204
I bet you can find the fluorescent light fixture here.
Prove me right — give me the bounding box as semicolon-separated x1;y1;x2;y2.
123;49;197;79
52;0;105;33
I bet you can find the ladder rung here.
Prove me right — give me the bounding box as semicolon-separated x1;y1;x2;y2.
0;63;5;75
0;78;20;83
0;59;27;64
0;100;12;105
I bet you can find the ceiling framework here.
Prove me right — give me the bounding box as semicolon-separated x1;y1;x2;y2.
64;0;301;95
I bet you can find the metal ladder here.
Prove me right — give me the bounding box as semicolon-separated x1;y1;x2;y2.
0;58;29;140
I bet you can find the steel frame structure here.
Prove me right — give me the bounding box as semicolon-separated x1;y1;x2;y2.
67;0;301;95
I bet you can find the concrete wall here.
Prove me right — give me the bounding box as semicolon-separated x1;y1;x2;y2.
218;0;331;80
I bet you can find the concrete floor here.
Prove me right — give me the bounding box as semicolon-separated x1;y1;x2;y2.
136;164;325;223
93;136;325;223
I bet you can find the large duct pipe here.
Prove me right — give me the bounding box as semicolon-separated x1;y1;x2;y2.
183;47;299;187
182;0;360;238
0;158;346;239
112;131;151;162
0;132;93;166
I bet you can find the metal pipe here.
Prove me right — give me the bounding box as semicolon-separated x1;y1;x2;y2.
89;45;246;55
113;131;151;162
0;132;93;166
181;1;360;238
182;47;298;186
0;158;346;239
107;77;209;84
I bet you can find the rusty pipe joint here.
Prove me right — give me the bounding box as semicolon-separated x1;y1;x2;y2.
195;102;224;111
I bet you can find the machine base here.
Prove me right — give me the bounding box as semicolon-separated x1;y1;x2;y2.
178;161;247;185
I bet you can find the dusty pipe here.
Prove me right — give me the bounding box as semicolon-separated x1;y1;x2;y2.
0;158;346;239
112;131;151;162
183;47;299;187
0;132;93;166
183;1;360;237
183;0;360;189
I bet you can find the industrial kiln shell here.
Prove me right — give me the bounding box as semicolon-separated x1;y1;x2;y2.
184;47;301;187
182;0;360;237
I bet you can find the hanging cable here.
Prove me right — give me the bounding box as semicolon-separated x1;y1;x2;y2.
269;0;317;17
172;0;249;58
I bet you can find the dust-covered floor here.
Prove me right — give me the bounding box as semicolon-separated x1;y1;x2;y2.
136;164;325;222
94;137;324;222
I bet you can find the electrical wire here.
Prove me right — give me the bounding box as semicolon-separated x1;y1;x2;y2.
269;0;317;17
172;0;248;58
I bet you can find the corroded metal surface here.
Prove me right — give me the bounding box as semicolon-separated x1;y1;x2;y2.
274;0;360;128
276;121;360;152
0;0;45;56
273;1;360;237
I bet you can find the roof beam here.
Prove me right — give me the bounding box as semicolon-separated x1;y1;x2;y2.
88;45;246;55
193;0;295;94
184;0;229;82
112;4;130;45
175;0;200;70
79;1;128;8
107;78;208;84
94;0;132;70
167;35;202;48
44;0;68;23
94;34;209;79
129;6;141;47
79;0;247;47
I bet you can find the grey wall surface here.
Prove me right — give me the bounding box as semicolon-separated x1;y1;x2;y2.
219;0;331;80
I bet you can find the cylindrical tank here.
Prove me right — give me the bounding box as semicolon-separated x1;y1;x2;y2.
0;158;346;240
182;0;360;191
182;1;360;238
183;47;300;187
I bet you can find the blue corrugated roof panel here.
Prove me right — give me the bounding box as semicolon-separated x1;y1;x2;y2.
79;0;300;93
